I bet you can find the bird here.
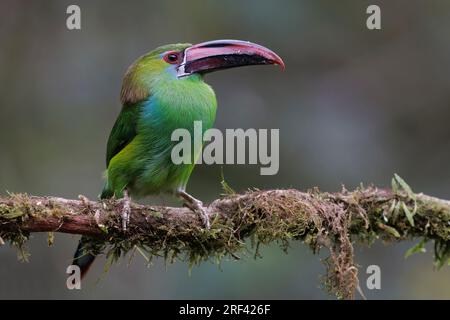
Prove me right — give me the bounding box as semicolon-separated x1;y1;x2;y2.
72;39;284;279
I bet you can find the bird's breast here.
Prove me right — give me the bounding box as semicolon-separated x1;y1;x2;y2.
140;80;217;135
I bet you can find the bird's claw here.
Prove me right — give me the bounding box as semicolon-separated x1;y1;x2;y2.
119;190;131;231
189;199;210;230
121;202;130;231
178;190;210;229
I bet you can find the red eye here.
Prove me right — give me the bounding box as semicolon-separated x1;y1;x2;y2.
163;51;180;64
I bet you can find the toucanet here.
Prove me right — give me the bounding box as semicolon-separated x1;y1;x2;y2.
73;39;284;278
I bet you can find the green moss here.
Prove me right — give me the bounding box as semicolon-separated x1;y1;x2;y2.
1;175;449;299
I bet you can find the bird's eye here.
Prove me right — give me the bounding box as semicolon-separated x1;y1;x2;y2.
163;51;180;64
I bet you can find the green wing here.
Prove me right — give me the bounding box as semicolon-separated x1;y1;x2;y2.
106;105;141;167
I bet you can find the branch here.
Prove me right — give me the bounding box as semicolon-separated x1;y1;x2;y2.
0;176;449;299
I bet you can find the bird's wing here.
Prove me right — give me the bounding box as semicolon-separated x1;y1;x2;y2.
106;106;141;167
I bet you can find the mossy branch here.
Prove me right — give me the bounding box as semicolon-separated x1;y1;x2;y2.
0;176;449;299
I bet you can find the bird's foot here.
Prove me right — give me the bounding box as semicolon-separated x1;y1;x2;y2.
177;191;210;229
119;190;131;231
189;199;210;230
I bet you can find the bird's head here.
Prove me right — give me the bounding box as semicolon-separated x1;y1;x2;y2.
120;39;284;105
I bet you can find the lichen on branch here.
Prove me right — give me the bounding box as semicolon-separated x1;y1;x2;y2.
0;175;449;299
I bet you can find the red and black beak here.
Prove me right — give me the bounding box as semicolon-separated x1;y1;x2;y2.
177;39;285;77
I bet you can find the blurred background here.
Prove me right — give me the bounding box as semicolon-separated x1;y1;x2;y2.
1;0;449;299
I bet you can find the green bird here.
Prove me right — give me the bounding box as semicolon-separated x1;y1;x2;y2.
73;39;284;278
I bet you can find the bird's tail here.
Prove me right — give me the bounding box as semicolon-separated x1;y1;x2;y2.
72;236;96;280
73;181;113;279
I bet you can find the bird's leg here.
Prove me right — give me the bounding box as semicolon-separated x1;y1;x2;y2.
177;190;210;229
120;189;131;231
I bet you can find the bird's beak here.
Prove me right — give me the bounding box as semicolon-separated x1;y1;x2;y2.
177;39;285;77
